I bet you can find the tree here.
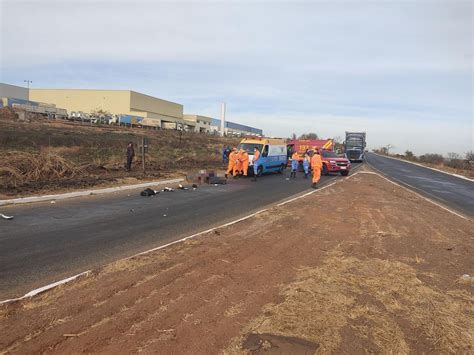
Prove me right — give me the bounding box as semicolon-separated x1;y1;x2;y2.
465;151;474;161
447;152;461;160
405;150;415;160
291;133;297;140
298;132;318;140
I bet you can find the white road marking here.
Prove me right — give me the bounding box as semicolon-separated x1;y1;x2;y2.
0;271;91;305
371;153;474;182
358;171;470;221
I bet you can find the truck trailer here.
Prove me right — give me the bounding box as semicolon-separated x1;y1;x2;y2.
344;132;366;162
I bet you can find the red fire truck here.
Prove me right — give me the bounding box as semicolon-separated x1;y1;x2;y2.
286;139;351;176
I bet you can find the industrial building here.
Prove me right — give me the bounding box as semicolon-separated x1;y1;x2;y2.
1;82;263;135
211;119;263;136
30;89;184;129
183;114;212;133
0;83;29;101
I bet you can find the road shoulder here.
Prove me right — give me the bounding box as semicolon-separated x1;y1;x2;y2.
1;169;472;353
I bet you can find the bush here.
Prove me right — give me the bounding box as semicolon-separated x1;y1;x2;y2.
419;153;444;165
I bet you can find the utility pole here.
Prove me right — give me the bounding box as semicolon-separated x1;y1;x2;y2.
220;102;226;136
24;80;32;89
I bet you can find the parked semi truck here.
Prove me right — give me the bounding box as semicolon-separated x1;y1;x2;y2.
344;132;366;162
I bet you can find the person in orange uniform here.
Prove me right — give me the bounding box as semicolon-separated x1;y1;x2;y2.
225;148;238;178
252;146;261;182
240;149;249;177
310;149;322;188
235;149;243;177
290;151;300;178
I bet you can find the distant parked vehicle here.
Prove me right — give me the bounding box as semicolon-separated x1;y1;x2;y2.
344;132;366;162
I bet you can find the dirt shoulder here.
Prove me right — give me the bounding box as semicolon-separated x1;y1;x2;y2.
1;169;473;354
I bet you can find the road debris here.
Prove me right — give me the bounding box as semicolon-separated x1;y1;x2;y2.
0;213;14;220
140;188;157;197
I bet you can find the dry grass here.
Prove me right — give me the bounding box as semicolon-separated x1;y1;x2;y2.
227;249;474;353
0;150;85;186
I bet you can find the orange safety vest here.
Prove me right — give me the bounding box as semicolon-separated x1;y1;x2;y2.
291;152;300;161
311;154;322;169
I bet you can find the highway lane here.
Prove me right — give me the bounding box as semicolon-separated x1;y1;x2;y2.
0;166;359;299
366;153;474;217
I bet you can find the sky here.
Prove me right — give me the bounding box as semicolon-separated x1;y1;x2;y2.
0;0;472;155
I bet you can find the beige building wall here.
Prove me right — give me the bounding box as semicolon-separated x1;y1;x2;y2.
30;89;184;129
183;114;212;132
130;91;182;120
30;89;131;114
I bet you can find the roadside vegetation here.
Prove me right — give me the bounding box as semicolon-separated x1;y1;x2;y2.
0;107;239;197
373;145;473;178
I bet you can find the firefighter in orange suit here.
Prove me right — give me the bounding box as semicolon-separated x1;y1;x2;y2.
240;149;249;176
310;149;322;188
235;149;243;177
225;148;238;178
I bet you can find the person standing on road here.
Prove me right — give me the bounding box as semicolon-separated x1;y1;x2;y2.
291;151;300;178
303;151;311;179
226;148;238;178
126;141;135;172
252;147;261;182
222;145;230;165
310;149;322;188
235;149;243;177
240;149;249;177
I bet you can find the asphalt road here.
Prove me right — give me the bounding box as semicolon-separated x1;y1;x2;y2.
366;153;474;217
0;166;359;299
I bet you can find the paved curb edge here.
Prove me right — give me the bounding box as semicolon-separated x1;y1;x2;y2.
0;178;185;206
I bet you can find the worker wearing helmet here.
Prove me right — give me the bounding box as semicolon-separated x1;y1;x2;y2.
240;149;249;177
310;149;322;188
303;151;311;178
225;148;238;178
290;151;300;178
252;147;261;182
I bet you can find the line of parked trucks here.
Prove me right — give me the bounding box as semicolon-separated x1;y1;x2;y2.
236;131;366;177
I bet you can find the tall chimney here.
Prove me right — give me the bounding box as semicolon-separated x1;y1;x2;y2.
220;102;226;136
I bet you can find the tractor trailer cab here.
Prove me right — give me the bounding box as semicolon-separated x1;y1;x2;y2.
237;137;287;176
344;132;366;162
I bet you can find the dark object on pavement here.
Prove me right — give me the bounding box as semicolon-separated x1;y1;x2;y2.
209;176;227;185
192;184;198;188
140;188;156;197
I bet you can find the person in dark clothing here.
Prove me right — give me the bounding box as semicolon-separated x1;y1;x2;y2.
222;145;230;165
126;142;135;171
